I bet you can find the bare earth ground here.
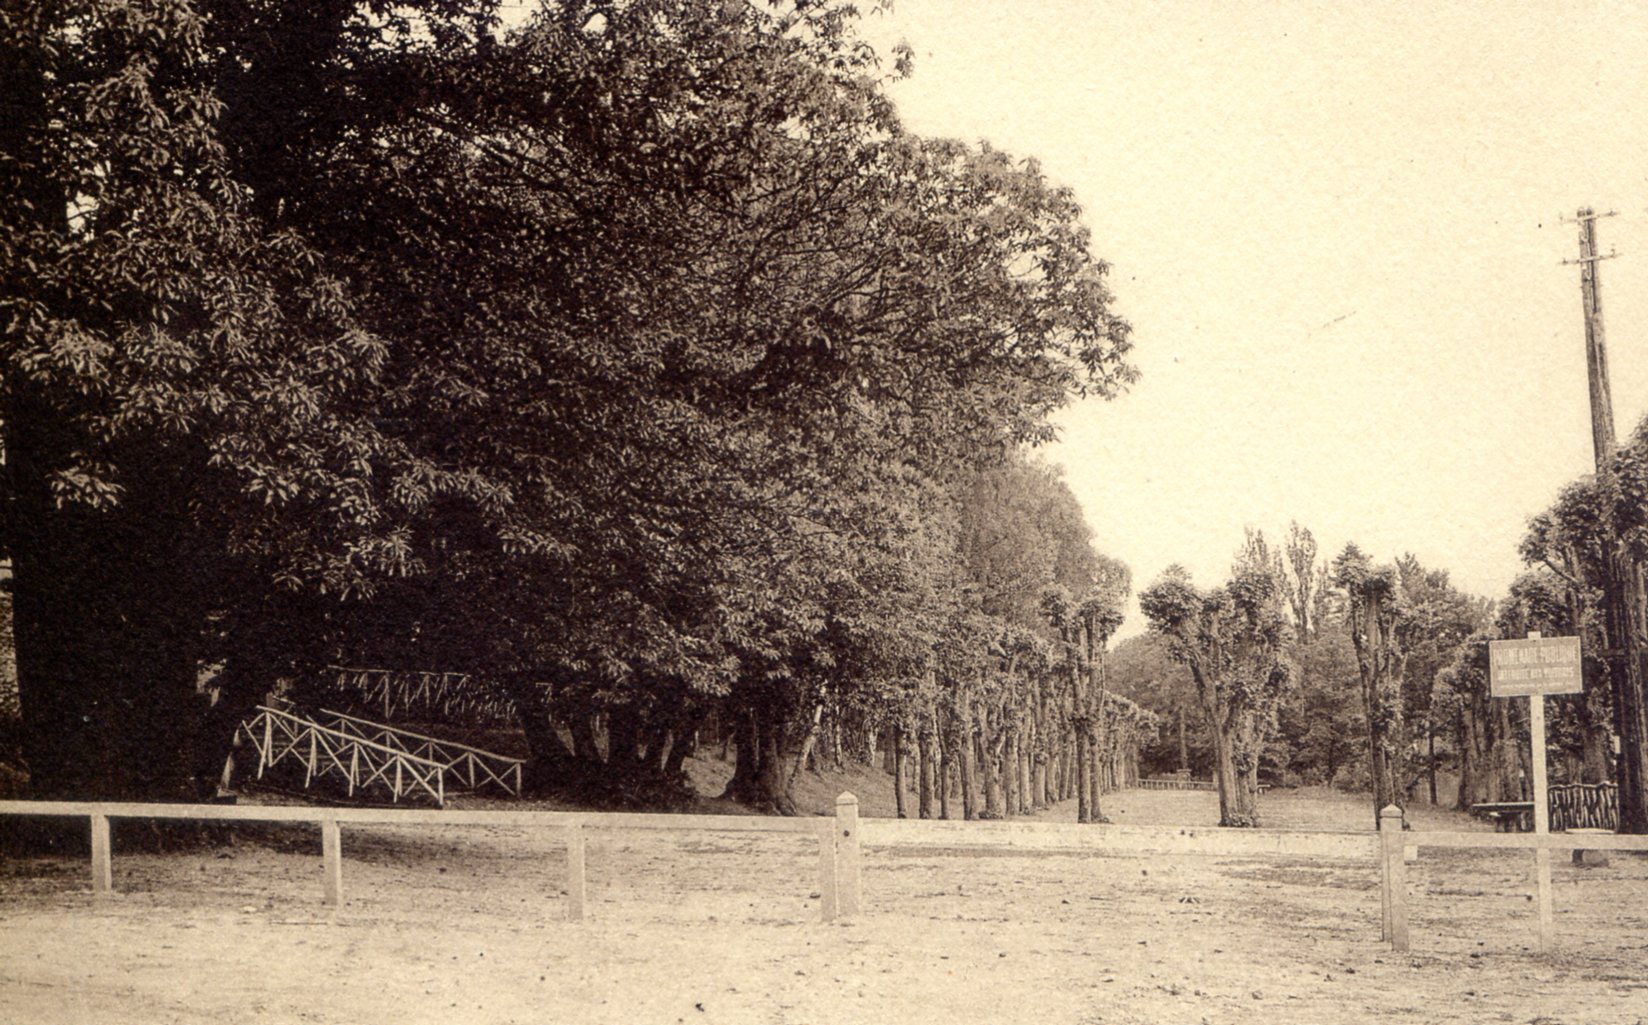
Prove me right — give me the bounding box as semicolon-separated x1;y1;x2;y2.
4;771;1647;1025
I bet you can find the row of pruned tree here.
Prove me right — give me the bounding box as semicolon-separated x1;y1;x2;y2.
1;1;1142;811
837;456;1155;822
1128;526;1490;828
1126;485;1648;836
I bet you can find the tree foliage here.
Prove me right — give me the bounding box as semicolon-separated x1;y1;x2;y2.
1;0;1139;807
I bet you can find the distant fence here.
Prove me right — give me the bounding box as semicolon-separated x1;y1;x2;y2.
1136;777;1216;791
1135;777;1269;793
4;796;1647;954
321;667;517;727
1549;783;1617;832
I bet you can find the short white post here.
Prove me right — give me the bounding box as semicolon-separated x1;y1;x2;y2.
321;819;343;907
817;820;839;922
836;792;861;917
1379;804;1408;951
90;813;113;896
1529;687;1554;952
1379;842;1391;942
565;822;587;922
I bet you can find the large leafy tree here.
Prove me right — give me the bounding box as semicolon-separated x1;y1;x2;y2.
4;0;1137;805
1;0;399;797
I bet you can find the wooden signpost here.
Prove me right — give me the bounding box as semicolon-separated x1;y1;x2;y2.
1487;631;1583;952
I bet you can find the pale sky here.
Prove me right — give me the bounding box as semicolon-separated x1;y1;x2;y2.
867;0;1648;633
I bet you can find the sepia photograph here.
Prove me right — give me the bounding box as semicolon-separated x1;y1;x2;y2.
3;1;1648;1022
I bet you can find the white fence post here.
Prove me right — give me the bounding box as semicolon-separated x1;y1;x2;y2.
90;813;112;896
565;822;587;922
1380;805;1408;951
321;819;343;907
817;820;839;922
836;792;861;916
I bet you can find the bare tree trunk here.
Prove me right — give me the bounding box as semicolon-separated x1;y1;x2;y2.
917;727;934;819
1075;725;1089;823
1212;730;1258;826
1427;732;1438;804
892;725;908;819
786;703;824;790
1003;727;1018;817
983;709;1005;819
938;722;952;820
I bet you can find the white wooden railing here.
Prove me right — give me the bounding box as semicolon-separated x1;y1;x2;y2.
318;709;524;797
238;706;525;805
6;795;1647;953
243;705;449;804
0;796;854;922
324;667;517;726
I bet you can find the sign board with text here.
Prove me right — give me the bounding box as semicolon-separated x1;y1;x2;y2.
1488;636;1583;697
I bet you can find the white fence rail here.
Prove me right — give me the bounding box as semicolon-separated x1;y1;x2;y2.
5;796;1647;952
0;797;849;921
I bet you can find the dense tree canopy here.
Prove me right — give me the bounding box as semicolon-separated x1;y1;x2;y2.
1;0;1137;806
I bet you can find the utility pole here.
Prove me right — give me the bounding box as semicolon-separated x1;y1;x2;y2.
1562;207;1648;832
1565;207;1618;465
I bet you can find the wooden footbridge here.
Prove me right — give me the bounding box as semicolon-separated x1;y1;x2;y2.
237;705;524;805
322;667;519;727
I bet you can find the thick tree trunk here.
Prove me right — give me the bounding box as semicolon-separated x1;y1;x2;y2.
1075;725;1090;823
1425;732;1438;804
1089;729;1107;819
752;716;797;814
917;727;934;819
937;724;952;820
1621;646;1648;833
892;725;908;819
499;674;575;791
1015;731;1028;810
1002;728;1018;817
720;710;759;800
662;706;707;778
721;709;797;814
569;713;603;763
1211;730;1258;826
1453;715;1475;812
983;711;1005;819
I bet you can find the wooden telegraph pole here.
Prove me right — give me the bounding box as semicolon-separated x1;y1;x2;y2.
1564;207;1648;834
1569;207;1617;463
